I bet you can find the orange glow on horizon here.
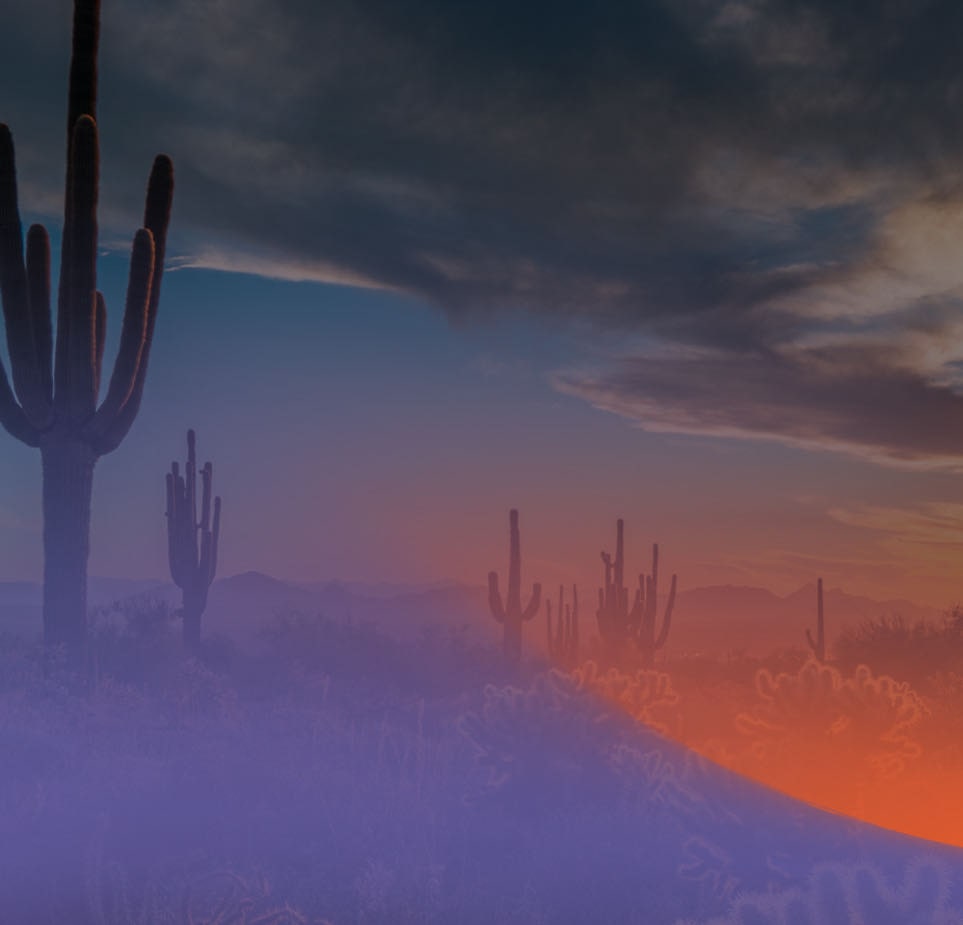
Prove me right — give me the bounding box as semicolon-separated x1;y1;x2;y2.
559;655;963;850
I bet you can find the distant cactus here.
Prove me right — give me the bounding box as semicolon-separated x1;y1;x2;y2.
806;577;826;662
167;429;221;651
488;509;541;661
546;584;579;667
597;519;639;644
596;519;677;666
637;542;677;668
0;0;173;660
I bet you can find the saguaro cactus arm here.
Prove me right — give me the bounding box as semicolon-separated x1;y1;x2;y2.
654;572;677;650
0;130;48;442
83;154;173;454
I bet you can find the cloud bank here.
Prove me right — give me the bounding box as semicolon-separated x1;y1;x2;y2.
3;0;963;463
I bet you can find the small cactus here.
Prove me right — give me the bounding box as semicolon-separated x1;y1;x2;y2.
547;584;579;667
167;429;221;651
806;577;826;662
488;509;541;661
636;542;677;668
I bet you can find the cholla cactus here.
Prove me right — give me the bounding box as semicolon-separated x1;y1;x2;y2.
735;660;925;781
677;859;962;925
488;509;541;661
572;660;681;736
0;0;173;659
167;429;221;651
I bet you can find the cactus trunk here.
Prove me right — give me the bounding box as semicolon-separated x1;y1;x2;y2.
181;587;206;651
488;508;541;662
806;577;826;662
503;619;523;661
40;440;96;661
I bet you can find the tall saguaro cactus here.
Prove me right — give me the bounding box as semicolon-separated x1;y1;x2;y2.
596;520;678;665
597;518;638;644
488;508;542;661
0;0;174;659
167;430;221;652
806;577;826;662
637;542;677;668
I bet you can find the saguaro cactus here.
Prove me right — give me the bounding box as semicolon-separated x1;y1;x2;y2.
596;519;640;644
546;583;579;667
596;520;677;665
488;508;542;661
806;577;826;662
0;0;173;658
167;429;221;651
637;542;677;668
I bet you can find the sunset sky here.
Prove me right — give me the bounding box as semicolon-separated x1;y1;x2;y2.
2;0;963;608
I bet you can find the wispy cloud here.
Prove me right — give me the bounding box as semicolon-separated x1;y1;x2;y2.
554;338;963;468
829;502;963;550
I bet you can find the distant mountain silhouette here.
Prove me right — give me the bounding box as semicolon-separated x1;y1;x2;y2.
0;572;943;656
671;583;941;657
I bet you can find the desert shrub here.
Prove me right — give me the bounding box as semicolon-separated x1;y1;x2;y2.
677;857;963;925
570;659;681;735
87;595;182;687
458;670;618;811
915;670;963;769
735;660;925;782
458;670;694;828
834;612;963;683
259;608;520;704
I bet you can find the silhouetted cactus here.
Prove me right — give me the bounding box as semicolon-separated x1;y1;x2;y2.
167;429;220;652
488;509;541;661
0;0;173;660
597;519;637;644
546;584;579;667
806;577;826;662
637;542;677;668
596;520;677;666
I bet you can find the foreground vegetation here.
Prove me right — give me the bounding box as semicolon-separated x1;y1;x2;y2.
2;598;962;924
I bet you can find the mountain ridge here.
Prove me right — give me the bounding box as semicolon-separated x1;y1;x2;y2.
0;571;944;655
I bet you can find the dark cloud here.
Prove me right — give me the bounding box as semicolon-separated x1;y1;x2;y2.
3;0;963;461
556;339;963;467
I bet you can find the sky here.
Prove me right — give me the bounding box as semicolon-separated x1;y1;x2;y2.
1;0;963;607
